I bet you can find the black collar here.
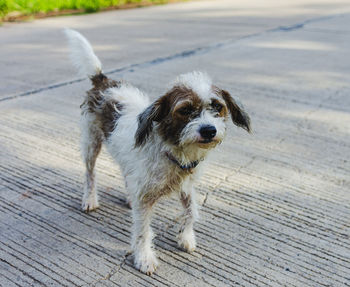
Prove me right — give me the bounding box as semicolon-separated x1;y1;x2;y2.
165;152;200;172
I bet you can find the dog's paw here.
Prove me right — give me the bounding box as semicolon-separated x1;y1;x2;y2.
81;195;99;212
134;250;159;275
178;228;196;253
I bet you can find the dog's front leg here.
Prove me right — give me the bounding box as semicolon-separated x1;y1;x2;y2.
131;200;158;275
178;188;198;253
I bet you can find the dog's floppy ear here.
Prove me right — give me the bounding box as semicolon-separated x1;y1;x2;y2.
135;97;168;147
219;89;251;133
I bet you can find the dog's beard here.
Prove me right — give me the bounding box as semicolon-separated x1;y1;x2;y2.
176;139;221;158
179;128;224;150
196;140;221;149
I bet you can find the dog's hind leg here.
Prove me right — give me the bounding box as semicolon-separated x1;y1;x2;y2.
80;113;103;212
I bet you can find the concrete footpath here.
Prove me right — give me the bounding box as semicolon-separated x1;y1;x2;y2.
0;0;349;286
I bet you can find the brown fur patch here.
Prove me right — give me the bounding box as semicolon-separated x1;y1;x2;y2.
81;73;123;138
90;73;119;91
141;168;187;206
158;85;202;145
180;191;191;209
210;98;228;118
135;85;203;146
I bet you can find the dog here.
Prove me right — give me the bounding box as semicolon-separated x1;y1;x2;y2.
65;29;251;275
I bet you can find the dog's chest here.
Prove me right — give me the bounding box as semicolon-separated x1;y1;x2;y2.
141;165;192;205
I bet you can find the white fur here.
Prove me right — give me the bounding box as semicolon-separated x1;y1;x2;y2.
106;85;150;114
65;29;247;276
64;28;102;77
174;71;213;101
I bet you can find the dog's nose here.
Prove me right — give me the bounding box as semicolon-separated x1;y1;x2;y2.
199;125;217;139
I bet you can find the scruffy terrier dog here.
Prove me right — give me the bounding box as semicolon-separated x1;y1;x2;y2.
65;29;251;275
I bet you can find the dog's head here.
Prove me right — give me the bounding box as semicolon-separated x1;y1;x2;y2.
135;72;251;150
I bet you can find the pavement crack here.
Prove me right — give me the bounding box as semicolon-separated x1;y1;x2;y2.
201;156;257;207
84;251;131;286
202;191;209;207
1;12;347;103
276;23;305;31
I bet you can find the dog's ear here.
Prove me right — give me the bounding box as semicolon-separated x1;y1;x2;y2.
219;89;251;133
135;97;169;147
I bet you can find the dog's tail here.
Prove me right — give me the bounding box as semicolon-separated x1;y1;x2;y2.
64;28;102;78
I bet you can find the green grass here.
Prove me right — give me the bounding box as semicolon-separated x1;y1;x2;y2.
0;0;169;20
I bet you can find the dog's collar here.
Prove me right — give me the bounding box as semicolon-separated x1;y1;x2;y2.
165;152;200;172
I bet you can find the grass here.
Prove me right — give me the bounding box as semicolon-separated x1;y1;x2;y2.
0;0;171;21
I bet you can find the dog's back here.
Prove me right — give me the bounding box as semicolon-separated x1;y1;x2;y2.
65;28;149;141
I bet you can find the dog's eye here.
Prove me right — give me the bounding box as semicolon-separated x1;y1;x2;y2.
177;106;193;116
212;102;223;113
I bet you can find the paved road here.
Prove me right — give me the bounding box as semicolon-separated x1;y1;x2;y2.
1;0;350;286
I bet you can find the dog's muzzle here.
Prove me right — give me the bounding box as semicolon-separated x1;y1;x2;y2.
199;125;216;143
